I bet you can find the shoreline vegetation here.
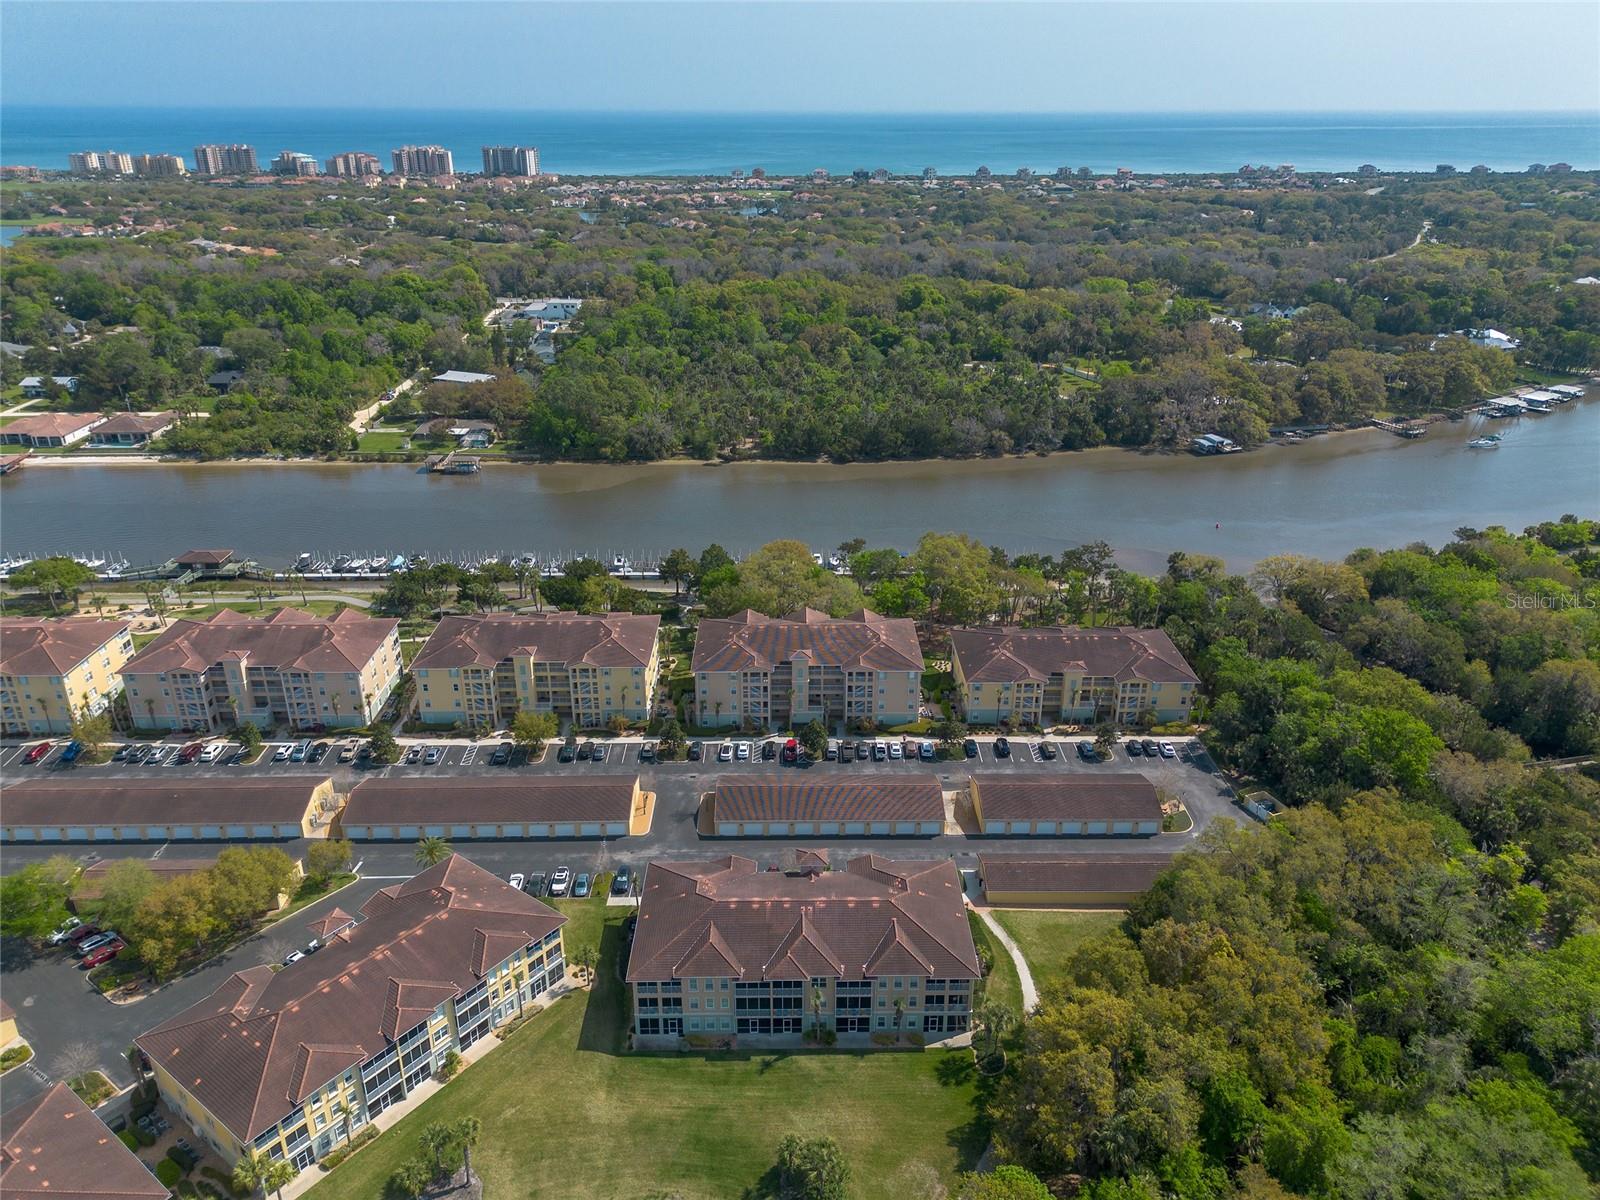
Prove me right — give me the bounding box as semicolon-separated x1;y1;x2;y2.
2;169;1595;470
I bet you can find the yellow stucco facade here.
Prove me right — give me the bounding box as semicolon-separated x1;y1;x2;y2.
0;621;134;736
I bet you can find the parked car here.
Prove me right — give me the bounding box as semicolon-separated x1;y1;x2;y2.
24;742;52;764
273;744;292;762
735;741;752;761
717;742;733;763
75;931;121;958
282;950;304;966
304;938;322;954
64;924;102;948
871;741;888;761
490;742;513;766
611;866;632;896
548;867;572;897
337;742;357;764
1039;740;1058;760
48;917;83;945
112;744;132;762
760;739;776;762
1140;738;1158;756
919;740;936;761
963;738;979;758
994;737;1011;759
840;739;856;761
825;739;840;761
177;742;203;764
198;743;225;763
508;873;526;892
356;744;373;764
145;745;171;765
525;872;547;897
403;745;422;764
289;739;311;762
309;741;331;764
886;740;902;760
423;746;443;765
1159;741;1177;758
1126;740;1143;756
573;873;591;898
59;740;84;764
577;741;595;761
856;741;871;761
558;741;577;763
1077;741;1098;761
591;742;608;763
688;741;703;761
782;738;798;764
80;939;125;969
639;742;657;763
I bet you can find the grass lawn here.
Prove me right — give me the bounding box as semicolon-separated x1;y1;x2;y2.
992;909;1126;994
968;910;1022;1014
355;431;416;454
309;895;991;1200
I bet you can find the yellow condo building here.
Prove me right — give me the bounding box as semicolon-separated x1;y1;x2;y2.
136;856;565;1170
411;611;660;729
0;617;134;736
121;608;402;733
949;625;1199;727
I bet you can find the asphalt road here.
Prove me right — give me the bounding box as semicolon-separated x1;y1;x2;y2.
0;733;1240;1108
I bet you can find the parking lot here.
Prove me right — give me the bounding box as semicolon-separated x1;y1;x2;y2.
0;730;1237;1108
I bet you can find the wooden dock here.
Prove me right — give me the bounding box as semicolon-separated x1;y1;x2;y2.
0;451;30;475
422;451;480;475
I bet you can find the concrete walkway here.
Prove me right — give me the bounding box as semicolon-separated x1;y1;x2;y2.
973;906;1038;1012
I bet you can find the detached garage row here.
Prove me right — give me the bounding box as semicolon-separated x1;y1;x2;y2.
0;777;334;843
339;775;653;840
970;774;1162;837
709;774;946;838
979;854;1171;906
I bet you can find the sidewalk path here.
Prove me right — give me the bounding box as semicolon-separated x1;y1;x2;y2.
974;905;1038;1012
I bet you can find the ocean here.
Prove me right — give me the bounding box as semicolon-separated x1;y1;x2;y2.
3;107;1597;176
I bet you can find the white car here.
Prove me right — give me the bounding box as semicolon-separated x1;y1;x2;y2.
508;873;525;892
272;744;292;762
887;741;904;760
198;743;224;763
282;950;305;967
548;867;572;897
717;742;733;762
735;741;751;761
919;740;936;761
48;917;83;945
1159;741;1177;758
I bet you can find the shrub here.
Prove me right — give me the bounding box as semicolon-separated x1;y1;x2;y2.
118;1130;139;1151
0;1044;33;1071
134;1126;157;1147
154;1160;182;1187
435;1049;462;1081
908;1032;925;1047
200;1166;246;1197
131;1099;157;1120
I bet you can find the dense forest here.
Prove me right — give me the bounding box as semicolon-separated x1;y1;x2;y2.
1;169;1595;460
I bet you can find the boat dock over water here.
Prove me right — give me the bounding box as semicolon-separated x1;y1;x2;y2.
422;451;480;474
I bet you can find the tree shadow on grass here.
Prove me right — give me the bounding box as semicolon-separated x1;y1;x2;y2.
942;1047;1003;1170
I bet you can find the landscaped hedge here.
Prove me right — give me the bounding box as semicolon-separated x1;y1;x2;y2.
118;1130;139;1151
154;1159;182;1187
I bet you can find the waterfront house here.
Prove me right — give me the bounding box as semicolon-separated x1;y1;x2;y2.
17;375;78;399
137;856;565;1168
121;608;402;732
88;411;177;447
1;1083;169;1200
0;412;105;448
0;617;134;736
949;625;1199;726
691;608;923;729
411;611;659;729
626;854;978;1048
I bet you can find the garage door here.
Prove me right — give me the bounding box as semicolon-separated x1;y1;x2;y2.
794;823;814;836
1112;821;1133;835
603;822;626;837
501;824;522;838
717;823;737;836
120;826;142;840
11;828;36;841
472;824;497;839
451;825;474;839
893;822;916;835
94;827;115;841
398;825;420;839
1087;821;1108;835
579;823;600;837
919;821;942;835
200;825;223;839
553;823;575;838
227;824;248;838
369;825;393;839
845;822;865;835
67;827;88;840
869;822;890;836
171;826;192;839
424;825;445;838
252;824;275;838
1137;821;1158;835
820;822;840;836
528;824;549;838
1062;821;1082;835
1036;821;1057;834
984;821;1006;834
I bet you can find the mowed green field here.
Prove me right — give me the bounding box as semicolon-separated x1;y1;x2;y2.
992;909;1127;993
308;897;991;1200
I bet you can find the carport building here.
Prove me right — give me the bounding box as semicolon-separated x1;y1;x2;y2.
970;774;1162;836
340;775;652;840
710;774;946;837
0;777;334;843
978;854;1170;905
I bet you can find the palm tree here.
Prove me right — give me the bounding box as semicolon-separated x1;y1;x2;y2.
414;836;451;867
419;1122;455;1180
232;1149;296;1200
810;985;826;1041
893;996;906;1042
455;1117;482;1181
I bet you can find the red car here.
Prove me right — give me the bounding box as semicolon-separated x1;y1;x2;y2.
80;939;125;968
781;737;799;764
23;742;52;764
177;742;203;764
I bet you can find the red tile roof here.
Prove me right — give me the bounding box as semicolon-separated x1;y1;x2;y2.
0;413;104;439
123;608;396;674
978;854;1169;896
0;618;130;676
691;608;922;672
713;775;944;825
411;612;658;670
973;774;1162;823
91;412;176;437
1;1083;168;1200
950;626;1198;685
3;778;328;831
626;855;978;984
136;855;564;1141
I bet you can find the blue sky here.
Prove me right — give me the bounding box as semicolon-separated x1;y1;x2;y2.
4;2;1598;113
